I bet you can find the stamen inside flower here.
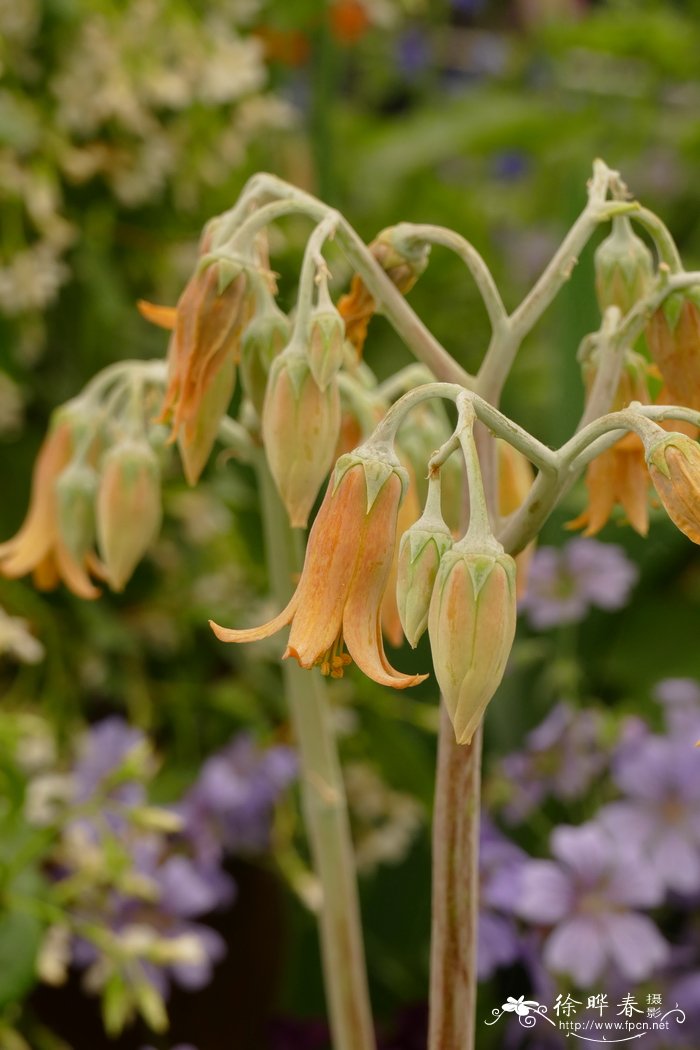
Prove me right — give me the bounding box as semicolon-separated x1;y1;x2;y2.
316;634;353;678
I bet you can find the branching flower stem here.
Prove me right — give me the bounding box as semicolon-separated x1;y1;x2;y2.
214;166;699;1050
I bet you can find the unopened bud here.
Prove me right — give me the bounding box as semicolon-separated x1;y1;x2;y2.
308;298;345;390
240;306;290;414
55;461;98;563
262;344;341;528
428;543;517;745
595;216;653;315
645;433;700;544
397;513;453;649
96;438;162;591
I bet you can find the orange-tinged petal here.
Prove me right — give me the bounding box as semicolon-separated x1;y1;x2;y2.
342;471;426;687
343;600;427;688
285;467;367;664
0;420;73;577
380;463;420;648
137;300;178;331
54;539;101;600
617;445;649;536
210;591;299;643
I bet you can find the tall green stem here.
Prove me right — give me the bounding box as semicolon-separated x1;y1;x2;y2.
255;452;376;1050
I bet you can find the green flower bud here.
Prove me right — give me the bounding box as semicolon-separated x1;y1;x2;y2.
428;544;517;745
308;303;345;390
396;476;453;648
262;343;341;528
595;216;653;315
96;438;162;591
240;306;291;415
55;461;98;563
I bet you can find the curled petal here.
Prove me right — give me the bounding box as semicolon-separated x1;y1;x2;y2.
209;592;298;644
343;601;426;688
137;300;178;331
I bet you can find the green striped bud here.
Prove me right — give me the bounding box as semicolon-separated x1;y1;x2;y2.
595;216;653;316
428;545;517;745
96;438;162;591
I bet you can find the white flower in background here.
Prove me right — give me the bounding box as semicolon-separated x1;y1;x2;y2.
25;773;74;825
0;605;44;663
344;762;424;874
0;243;70;315
37;924;72;986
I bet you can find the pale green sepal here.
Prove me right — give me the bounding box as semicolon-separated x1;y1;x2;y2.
468;555;497;598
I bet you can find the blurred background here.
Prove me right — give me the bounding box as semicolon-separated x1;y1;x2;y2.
2;1;700;1048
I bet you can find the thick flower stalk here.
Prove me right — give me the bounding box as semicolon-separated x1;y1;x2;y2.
211;449;427;689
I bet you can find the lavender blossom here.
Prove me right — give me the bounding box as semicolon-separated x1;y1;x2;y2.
653;677;700;739
599;733;700;896
519;538;638;629
514;822;668;987
73;716;150;806
478;819;525;979
180;735;297;866
498;702;606;822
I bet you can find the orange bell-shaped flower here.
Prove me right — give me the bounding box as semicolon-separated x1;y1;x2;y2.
569;351;652;536
0;406;103;599
140;226;254;485
210;454;427;689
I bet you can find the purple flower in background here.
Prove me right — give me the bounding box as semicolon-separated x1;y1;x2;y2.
514;823;668;987
499;702;606;822
269;1017;330;1050
478;819;525;979
492;150;529;181
451;0;486;14
396;28;432;78
519;538;638;629
73;716;149;806
653;677;700;739
599;734;700;896
180;735;297;866
142;1045;198;1050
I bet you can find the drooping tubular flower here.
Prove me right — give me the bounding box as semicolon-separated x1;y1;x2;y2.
210;450;427;689
139;223;255;485
0;404;104;599
568;350;652;536
646;293;700;412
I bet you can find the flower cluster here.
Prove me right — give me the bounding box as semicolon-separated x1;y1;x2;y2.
477;679;700;1012
0;371;166;597
25;717;296;1038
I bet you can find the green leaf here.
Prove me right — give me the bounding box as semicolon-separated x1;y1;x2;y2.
0;909;43;1008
